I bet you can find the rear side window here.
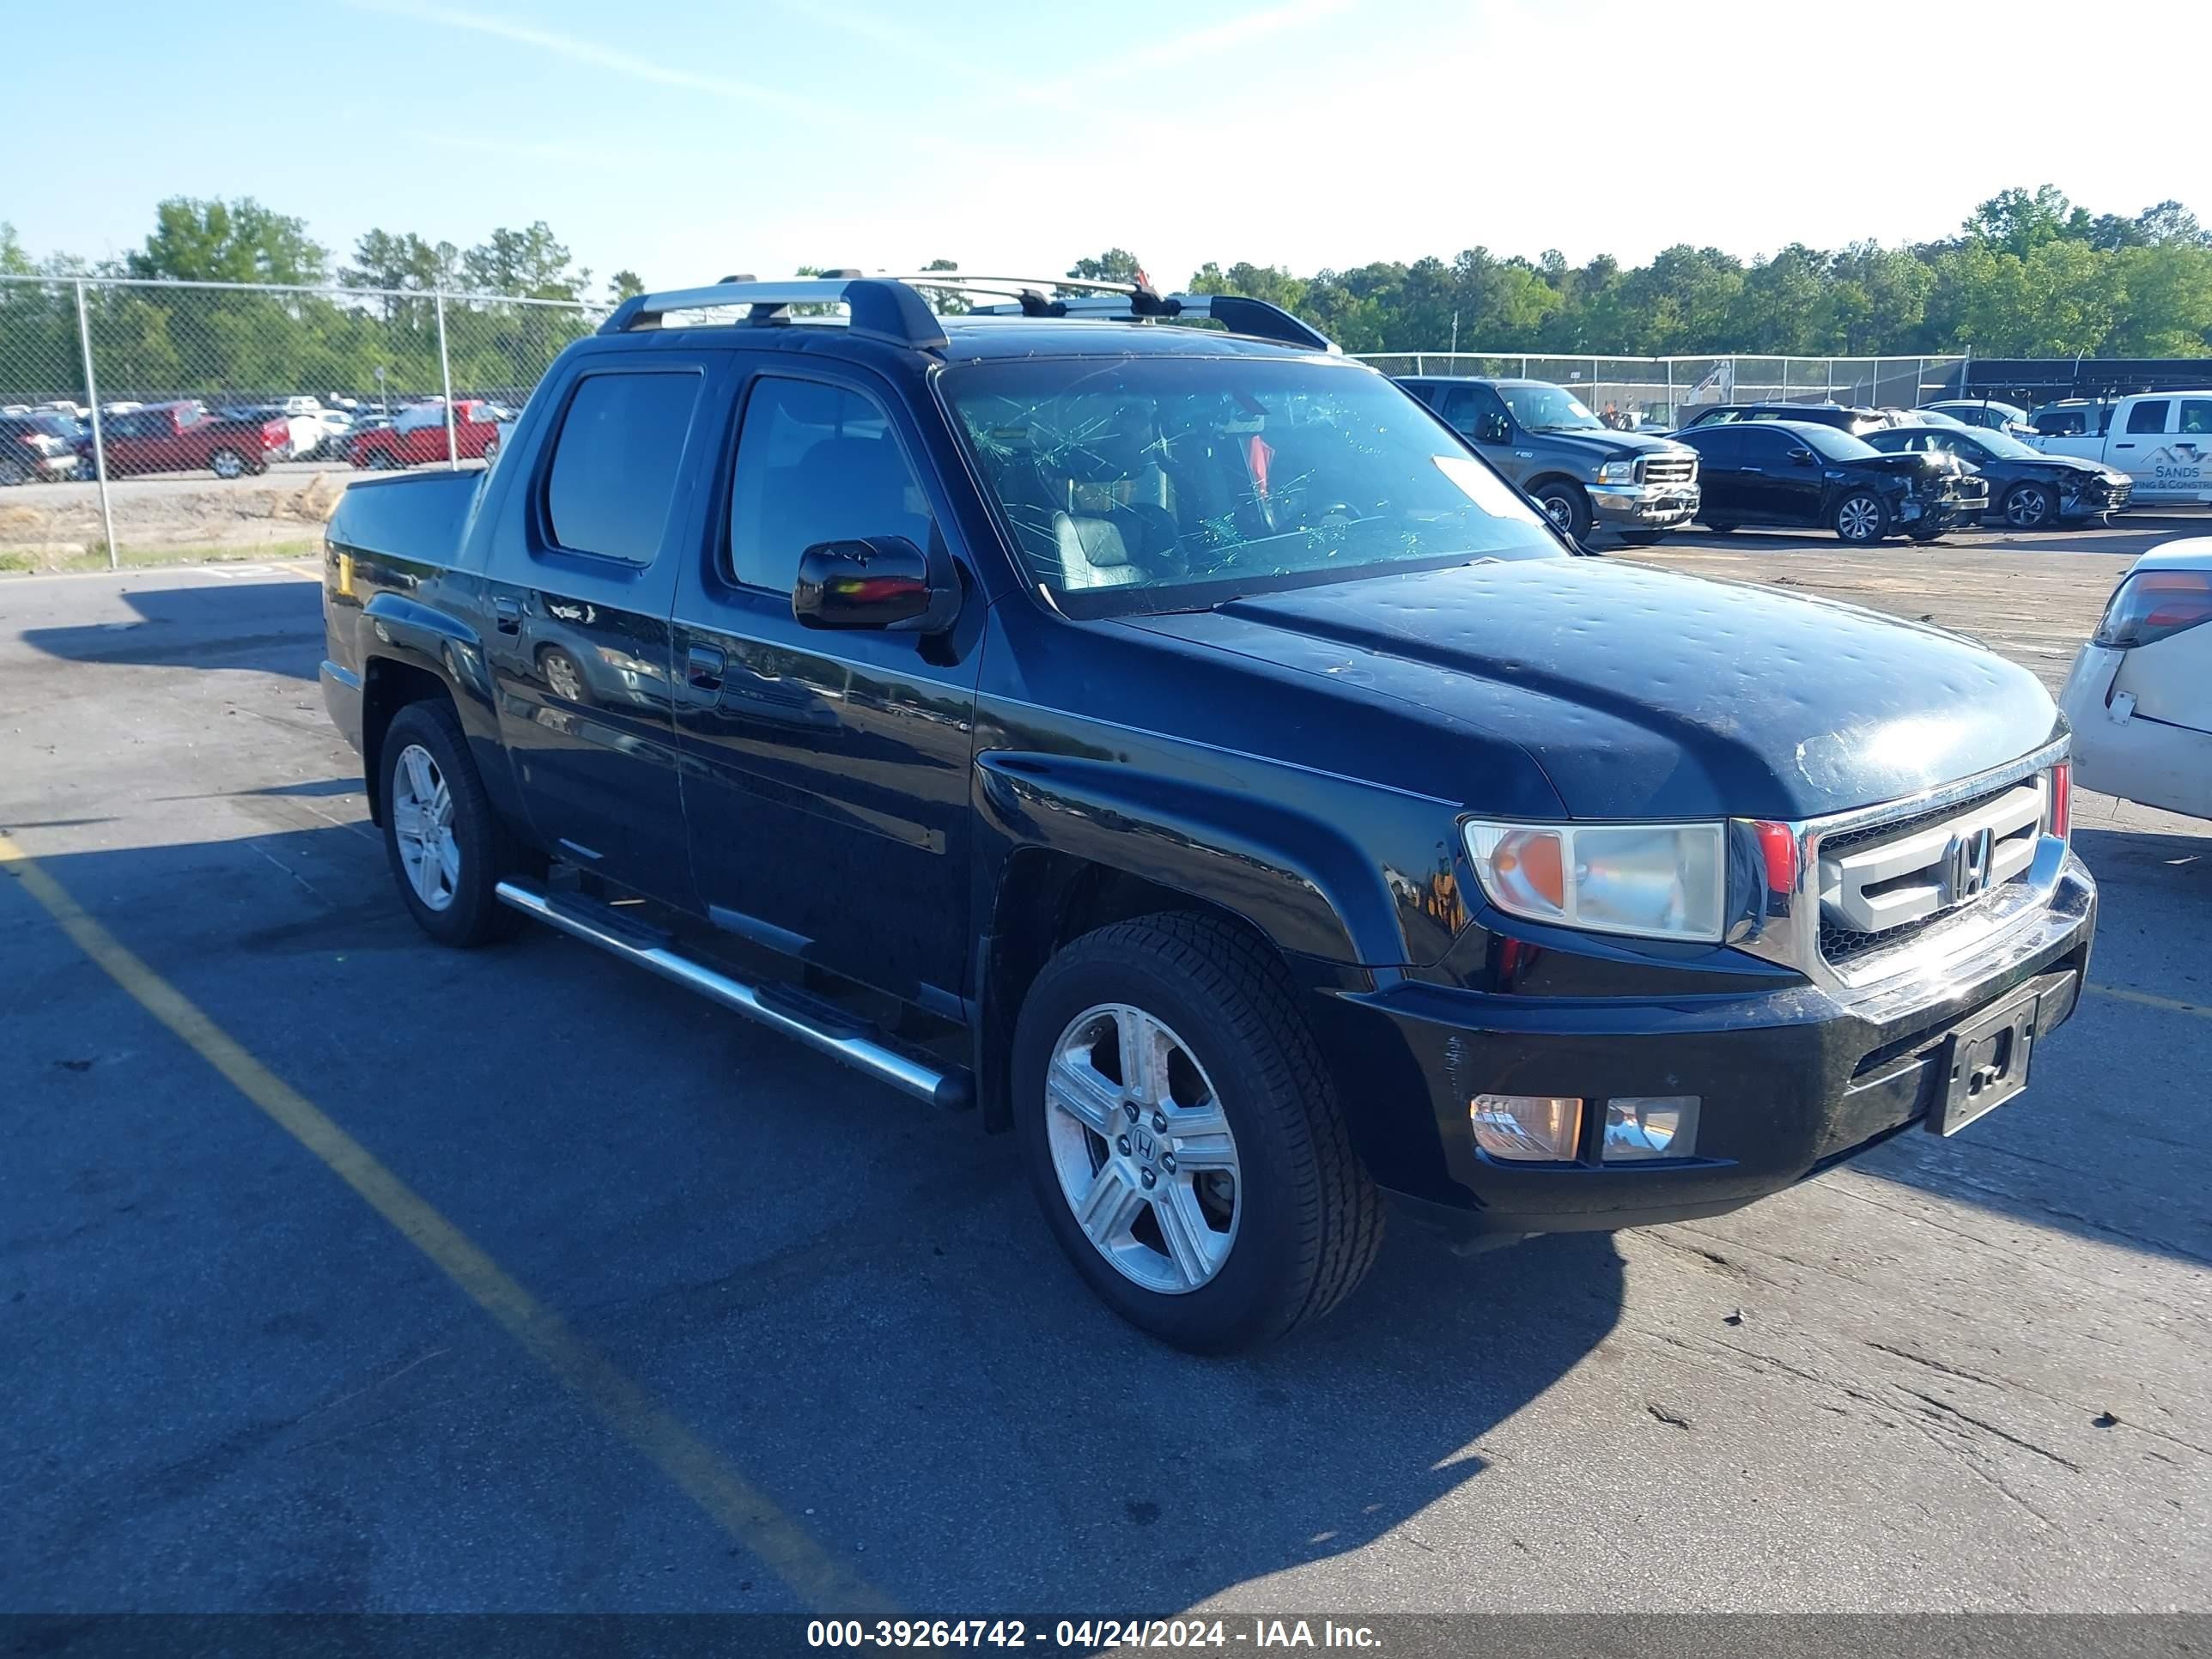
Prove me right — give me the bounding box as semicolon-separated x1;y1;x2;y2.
726;377;933;592
2125;400;2167;434
2033;408;2084;436
544;370;702;565
2179;399;2212;434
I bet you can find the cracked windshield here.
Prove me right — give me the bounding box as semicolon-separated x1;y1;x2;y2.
943;356;1561;613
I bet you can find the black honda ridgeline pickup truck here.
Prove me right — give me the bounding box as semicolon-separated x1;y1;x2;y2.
320;275;2096;1352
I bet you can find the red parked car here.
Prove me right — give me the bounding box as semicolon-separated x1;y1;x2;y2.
81;401;292;479
345;400;502;469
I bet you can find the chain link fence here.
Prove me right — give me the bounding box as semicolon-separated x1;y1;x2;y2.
1358;351;1966;430
0;275;601;572
2;278;1978;573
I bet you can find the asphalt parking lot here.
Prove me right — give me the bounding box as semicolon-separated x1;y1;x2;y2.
3;522;2208;1616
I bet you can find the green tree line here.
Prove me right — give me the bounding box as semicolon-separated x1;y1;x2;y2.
5;184;2209;406
1176;185;2212;358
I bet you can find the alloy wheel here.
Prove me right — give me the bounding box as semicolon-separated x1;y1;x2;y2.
2005;484;2051;529
390;742;460;912
1043;1002;1242;1295
1837;495;1881;542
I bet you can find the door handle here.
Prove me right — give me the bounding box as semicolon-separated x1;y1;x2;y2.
1741;465;1764;473
686;644;726;692
493;597;521;635
2114;441;2135;448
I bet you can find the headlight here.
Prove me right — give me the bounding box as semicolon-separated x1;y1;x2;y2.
1596;459;1638;485
1462;820;1726;942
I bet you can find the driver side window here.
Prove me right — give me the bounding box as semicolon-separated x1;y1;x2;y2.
1438;384;1511;442
726;376;935;593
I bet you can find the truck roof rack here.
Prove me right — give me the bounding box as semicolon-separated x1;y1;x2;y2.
597;274;1336;355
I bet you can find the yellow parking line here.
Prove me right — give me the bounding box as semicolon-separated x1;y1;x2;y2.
2087;981;2212;1021
0;831;891;1615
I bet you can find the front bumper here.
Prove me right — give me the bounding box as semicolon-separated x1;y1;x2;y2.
1341;853;2095;1239
1589;481;1699;526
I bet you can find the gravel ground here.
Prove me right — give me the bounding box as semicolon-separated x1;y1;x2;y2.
0;530;2206;1618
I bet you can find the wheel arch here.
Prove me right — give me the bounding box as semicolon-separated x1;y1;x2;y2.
360;654;456;827
969;747;1445;1131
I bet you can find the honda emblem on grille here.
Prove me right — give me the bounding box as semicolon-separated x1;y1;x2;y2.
1941;825;1996;905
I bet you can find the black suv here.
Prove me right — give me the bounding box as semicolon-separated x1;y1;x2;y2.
319;274;2094;1351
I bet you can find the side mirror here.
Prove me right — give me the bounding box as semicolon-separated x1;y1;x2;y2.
1476;414;1511;445
793;535;959;633
1787;447;1815;465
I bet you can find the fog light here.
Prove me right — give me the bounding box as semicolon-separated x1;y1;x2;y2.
1603;1096;1700;1161
1471;1094;1583;1162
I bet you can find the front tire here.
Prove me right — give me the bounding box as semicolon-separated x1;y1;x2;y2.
1832;490;1889;544
379;700;519;947
209;447;246;481
1531;479;1592;543
2002;482;2056;530
1012;914;1383;1352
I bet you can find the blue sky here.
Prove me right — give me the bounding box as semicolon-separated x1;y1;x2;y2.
6;0;2205;298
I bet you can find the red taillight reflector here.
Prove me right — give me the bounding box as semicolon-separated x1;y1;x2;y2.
1753;820;1800;894
2049;763;2071;842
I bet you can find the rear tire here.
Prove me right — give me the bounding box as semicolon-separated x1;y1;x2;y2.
0;457;29;487
1699;520;1736;534
1615;528;1668;545
379;700;520;948
1012;913;1384;1352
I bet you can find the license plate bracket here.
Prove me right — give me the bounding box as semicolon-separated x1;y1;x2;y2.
1929;983;2045;1136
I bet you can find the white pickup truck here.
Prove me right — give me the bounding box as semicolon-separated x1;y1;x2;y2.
2030;392;2212;504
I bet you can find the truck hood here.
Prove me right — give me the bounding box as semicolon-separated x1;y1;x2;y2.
1119;556;2057;822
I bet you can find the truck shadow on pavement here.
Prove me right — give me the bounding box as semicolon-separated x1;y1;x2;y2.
21;576;322;684
0;821;1628;1612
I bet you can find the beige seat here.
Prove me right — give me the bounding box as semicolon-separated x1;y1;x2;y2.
1050;512;1144;589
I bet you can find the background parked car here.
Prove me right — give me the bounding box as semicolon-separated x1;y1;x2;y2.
0;413;82;485
1924;398;2037;436
1863;422;2132;528
82;400;292;479
1395;374;1699;543
1674;417;1986;544
220;404;320;462
345;398;502;468
1675;402;1896;437
2059;538;2212;822
2031;392;2212;506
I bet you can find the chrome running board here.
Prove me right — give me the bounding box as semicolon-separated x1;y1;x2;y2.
495;878;972;1111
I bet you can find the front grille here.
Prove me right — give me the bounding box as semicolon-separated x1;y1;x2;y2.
1814;779;2046;965
1639;452;1698;487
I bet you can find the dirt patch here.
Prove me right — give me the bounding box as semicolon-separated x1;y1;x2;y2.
0;467;354;571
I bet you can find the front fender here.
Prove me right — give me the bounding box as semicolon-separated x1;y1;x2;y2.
974;749;1461;968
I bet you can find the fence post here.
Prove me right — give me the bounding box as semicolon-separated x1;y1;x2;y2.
1415;354;1425;375
1916;357;1926;407
73;280;118;572
435;291;459;470
1664;358;1674;425
1520;356;1528;379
